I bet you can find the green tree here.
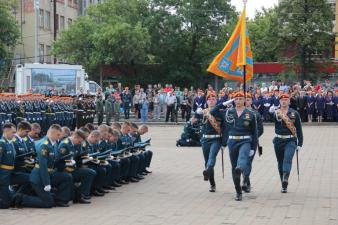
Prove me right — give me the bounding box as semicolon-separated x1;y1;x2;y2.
52;0;151;79
146;0;237;86
277;0;334;82
248;7;280;62
0;0;19;76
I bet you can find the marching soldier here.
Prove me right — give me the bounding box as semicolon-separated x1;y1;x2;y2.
269;93;303;193
224;92;258;201
195;93;228;193
242;93;264;193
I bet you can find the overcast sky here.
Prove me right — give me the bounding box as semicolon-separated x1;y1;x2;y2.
230;0;279;18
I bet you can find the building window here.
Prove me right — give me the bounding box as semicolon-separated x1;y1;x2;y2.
39;44;45;63
56;14;59;31
46;45;52;63
60;16;65;30
45;10;51;29
39;9;44;28
68;18;73;27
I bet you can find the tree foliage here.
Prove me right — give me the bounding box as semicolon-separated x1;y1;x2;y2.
52;0;335;85
248;7;280;62
277;0;334;81
52;0;151;74
0;0;19;76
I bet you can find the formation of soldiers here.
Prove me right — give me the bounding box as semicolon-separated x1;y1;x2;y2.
0;120;153;208
193;90;303;201
0;93;98;136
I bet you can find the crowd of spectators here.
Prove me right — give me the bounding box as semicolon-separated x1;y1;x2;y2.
97;79;338;123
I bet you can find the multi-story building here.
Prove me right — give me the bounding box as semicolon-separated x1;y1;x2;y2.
13;0;79;64
79;0;103;15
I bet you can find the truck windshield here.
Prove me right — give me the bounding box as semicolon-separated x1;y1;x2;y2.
31;68;76;95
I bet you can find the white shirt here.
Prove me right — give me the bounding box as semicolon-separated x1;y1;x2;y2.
166;95;177;106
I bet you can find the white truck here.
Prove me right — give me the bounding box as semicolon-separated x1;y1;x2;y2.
15;63;101;95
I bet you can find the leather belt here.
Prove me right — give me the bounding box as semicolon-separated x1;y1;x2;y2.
229;135;251;140
65;167;74;173
202;134;221;138
35;164;55;172
275;134;294;139
0;164;14;170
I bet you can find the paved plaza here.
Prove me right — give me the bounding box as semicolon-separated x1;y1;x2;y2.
1;125;338;225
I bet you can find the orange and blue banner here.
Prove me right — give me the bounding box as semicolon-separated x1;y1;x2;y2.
207;7;253;82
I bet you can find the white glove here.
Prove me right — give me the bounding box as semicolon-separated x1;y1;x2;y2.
44;185;51;192
24;158;35;164
74;182;81;188
8;185;14;192
249;150;255;157
223;99;235;107
296;146;301;151
82;156;93;164
264;103;270;107
65;159;76;167
269;106;277;113
196;107;203;115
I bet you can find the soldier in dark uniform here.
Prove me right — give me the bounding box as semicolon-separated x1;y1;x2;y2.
242;93;264;193
223;92;258;201
117;122;142;182
130;124;152;174
56;130;95;204
16;124;73;208
176;117;202;147
82;130;107;196
105;94;114;126
195;93;230;193
269;93;303;193
12;121;34;194
106;128;123;187
24;123;41;153
97;125;115;191
95;95;104;126
0;123;21;209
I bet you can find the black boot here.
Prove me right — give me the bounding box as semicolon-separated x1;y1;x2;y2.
209;167;216;192
242;176;251;193
235;192;243;201
203;168;209;181
233;168;243;201
281;172;290;193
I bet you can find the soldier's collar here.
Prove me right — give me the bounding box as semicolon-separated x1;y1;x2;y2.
14;134;23;142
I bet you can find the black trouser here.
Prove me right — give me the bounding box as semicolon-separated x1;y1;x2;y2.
166;105;175;122
124;105;130;119
183;106;191;122
21;171;73;208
